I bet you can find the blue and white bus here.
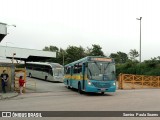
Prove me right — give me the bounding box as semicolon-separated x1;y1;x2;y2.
26;62;64;82
64;56;116;94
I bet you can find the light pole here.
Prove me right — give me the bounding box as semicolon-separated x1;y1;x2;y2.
6;24;16;92
136;17;142;62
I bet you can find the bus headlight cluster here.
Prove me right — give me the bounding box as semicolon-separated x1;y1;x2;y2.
88;81;92;85
113;82;116;86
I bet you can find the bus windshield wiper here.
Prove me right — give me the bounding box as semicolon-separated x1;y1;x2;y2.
104;63;110;71
88;67;92;79
94;62;101;72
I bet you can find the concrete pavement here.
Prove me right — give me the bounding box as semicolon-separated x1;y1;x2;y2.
0;92;18;100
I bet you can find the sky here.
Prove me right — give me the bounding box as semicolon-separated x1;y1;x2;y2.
0;0;160;61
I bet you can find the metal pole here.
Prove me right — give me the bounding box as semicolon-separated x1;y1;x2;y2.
140;18;141;62
136;17;142;62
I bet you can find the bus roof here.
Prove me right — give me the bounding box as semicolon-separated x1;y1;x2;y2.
65;56;114;67
26;62;63;68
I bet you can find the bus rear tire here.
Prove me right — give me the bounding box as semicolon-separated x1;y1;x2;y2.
78;83;82;94
29;73;32;78
67;80;70;89
45;76;47;81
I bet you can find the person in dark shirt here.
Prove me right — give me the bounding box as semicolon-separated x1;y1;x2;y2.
19;76;25;94
1;70;9;93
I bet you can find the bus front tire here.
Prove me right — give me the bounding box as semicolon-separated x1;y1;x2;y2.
78;83;82;94
101;92;105;95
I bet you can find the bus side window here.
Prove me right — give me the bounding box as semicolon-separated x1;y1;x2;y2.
73;66;78;74
73;63;82;74
65;67;71;74
79;67;82;74
49;69;53;75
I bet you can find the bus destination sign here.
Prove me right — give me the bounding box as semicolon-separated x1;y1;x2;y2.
90;58;112;62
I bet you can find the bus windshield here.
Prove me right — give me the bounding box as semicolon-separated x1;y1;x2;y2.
54;68;64;76
87;62;116;81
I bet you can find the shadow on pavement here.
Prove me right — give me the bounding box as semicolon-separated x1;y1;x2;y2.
65;86;114;97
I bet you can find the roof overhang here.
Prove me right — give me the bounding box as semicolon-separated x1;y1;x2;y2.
0;46;56;62
0;22;7;42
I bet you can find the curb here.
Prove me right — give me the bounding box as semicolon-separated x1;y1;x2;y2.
0;92;19;100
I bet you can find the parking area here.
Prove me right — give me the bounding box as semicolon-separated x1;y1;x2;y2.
1;77;160;120
25;77;66;93
4;77;160;111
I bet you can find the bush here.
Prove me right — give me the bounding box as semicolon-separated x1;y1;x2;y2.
116;60;160;76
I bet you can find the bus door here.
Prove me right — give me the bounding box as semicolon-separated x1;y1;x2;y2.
70;66;73;87
82;63;86;90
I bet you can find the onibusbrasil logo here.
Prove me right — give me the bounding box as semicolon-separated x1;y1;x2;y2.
2;112;42;117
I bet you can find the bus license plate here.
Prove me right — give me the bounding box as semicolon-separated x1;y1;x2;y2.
101;88;106;91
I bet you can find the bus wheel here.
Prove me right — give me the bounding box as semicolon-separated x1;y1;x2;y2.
67;80;70;89
78;83;82;94
45;76;47;81
29;73;32;78
101;92;105;95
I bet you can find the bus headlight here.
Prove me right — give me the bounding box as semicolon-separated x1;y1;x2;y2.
113;82;116;86
88;81;92;85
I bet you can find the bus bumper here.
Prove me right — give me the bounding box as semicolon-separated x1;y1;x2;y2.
84;85;116;93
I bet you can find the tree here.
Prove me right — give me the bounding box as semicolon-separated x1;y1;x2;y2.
42;46;60;63
43;45;59;52
65;46;86;63
58;48;66;65
129;49;139;61
110;53;119;63
89;44;104;56
85;47;92;56
110;51;128;64
117;52;128;63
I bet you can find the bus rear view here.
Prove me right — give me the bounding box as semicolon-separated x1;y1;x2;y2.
64;56;116;94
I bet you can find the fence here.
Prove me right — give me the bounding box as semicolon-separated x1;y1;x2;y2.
118;73;160;89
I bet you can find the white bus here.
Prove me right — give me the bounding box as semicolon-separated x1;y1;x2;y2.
26;62;64;82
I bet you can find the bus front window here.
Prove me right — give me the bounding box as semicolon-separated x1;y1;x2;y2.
54;68;64;76
87;62;115;81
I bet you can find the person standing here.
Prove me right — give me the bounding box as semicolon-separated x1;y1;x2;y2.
19;76;25;94
1;70;9;93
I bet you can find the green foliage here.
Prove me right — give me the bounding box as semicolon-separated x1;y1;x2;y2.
129;49;139;61
65;46;86;63
43;44;104;65
43;46;59;52
110;53;119;63
110;51;128;64
116;58;160;76
88;44;104;56
42;45;160;76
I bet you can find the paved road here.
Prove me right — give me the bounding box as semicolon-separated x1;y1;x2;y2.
25;77;66;93
0;77;160;120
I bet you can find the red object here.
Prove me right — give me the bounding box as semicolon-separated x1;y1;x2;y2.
19;78;25;87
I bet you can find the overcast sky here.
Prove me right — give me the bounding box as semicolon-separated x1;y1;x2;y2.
0;0;159;61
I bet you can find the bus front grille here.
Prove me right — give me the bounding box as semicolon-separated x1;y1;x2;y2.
92;82;111;88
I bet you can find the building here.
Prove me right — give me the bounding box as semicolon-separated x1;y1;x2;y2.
0;22;7;42
0;46;56;63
